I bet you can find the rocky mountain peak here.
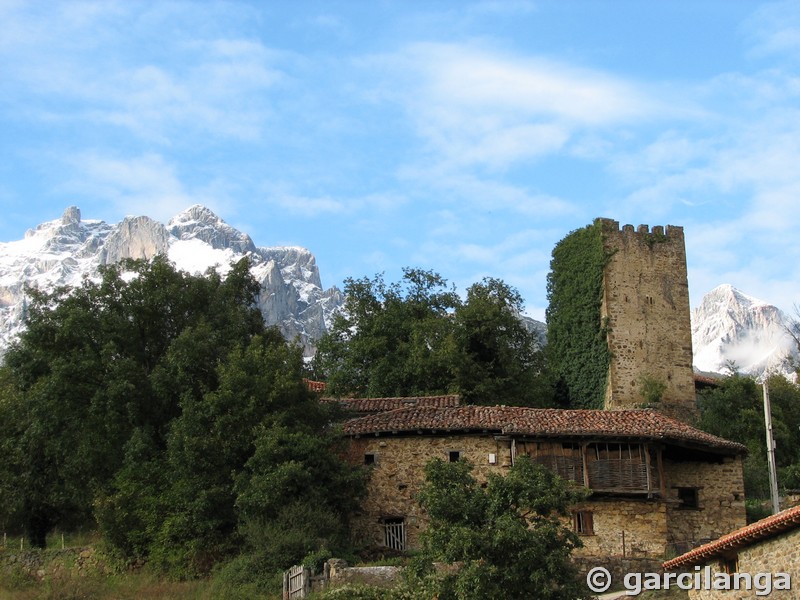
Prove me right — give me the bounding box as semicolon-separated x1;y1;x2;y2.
0;206;343;358
168;204;256;254
692;284;796;377
61;206;81;225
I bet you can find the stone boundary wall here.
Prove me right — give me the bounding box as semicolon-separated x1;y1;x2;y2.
0;547;108;582
325;559;403;590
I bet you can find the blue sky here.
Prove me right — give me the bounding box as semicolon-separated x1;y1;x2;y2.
1;1;799;321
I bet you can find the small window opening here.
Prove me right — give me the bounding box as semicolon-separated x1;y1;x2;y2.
573;511;594;535
678;487;699;509
723;555;738;574
449;451;461;462
383;517;406;551
364;453;376;466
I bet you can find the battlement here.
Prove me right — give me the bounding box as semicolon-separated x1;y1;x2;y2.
596;218;684;242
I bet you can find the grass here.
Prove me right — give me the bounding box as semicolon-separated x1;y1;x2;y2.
634;589;690;599
0;571;212;600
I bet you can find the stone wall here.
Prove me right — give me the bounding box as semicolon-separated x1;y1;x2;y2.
347;434;512;550
664;455;746;552
683;527;799;599
0;547;108;582
347;433;739;566
572;498;669;560
598;219;697;422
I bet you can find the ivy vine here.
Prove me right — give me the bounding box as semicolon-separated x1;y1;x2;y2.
545;220;612;409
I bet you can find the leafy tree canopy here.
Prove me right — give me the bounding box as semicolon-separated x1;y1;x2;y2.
410;457;590;600
313;268;553;406
0;256;364;576
696;373;800;499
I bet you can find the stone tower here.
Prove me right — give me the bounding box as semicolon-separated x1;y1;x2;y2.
598;218;697;422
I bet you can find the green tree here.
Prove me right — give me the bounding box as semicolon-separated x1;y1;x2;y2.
1;256;365;576
452;278;550;405
314;269;550;405
696;374;800;500
314;268;460;398
412;457;590;600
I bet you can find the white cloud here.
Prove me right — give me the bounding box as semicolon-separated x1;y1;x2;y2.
263;184;407;217
0;3;284;142
370;42;661;172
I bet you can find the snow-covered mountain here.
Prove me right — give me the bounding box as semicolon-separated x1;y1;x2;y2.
692;284;797;378
0;205;343;357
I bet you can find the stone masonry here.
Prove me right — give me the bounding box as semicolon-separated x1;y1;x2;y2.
664;505;800;599
598;218;697;422
346;429;746;567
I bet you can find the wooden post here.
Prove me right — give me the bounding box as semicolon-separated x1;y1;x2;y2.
581;442;590;489
644;443;653;496
763;379;781;514
656;446;666;498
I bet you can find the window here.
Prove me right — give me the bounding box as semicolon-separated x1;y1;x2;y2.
448;451;461;462
364;453;376;465
722;555;738;574
383;518;406;551
573;511;594;535
677;487;699;509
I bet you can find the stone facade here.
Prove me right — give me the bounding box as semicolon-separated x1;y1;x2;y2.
664;456;746;553
346;427;746;567
664;505;800;599
346;433;509;551
598;219;697;422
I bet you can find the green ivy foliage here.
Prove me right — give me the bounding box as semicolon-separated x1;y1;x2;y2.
545;221;611;409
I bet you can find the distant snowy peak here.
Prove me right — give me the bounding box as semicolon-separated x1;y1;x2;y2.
168;204;256;254
0;205;343;357
692;284;796;377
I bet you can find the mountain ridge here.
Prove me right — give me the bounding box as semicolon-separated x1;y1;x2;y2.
2;207;794;377
0;205;341;357
692;283;797;378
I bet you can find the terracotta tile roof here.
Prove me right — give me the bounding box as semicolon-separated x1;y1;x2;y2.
663;504;800;570
327;395;461;414
693;373;722;387
303;379;328;393
342;405;746;454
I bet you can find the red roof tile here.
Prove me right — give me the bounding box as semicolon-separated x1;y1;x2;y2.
342;405;746;454
304;379;328;393
663;504;800;570
327;395;461;414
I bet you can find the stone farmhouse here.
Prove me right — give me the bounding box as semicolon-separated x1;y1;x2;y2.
341;404;746;572
663;504;800;599
327;219;748;574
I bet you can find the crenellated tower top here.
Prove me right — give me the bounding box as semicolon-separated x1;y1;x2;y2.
597;217;697;422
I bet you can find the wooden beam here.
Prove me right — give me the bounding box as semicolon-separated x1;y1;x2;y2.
581;442;591;489
656;445;666;497
644;443;653;496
